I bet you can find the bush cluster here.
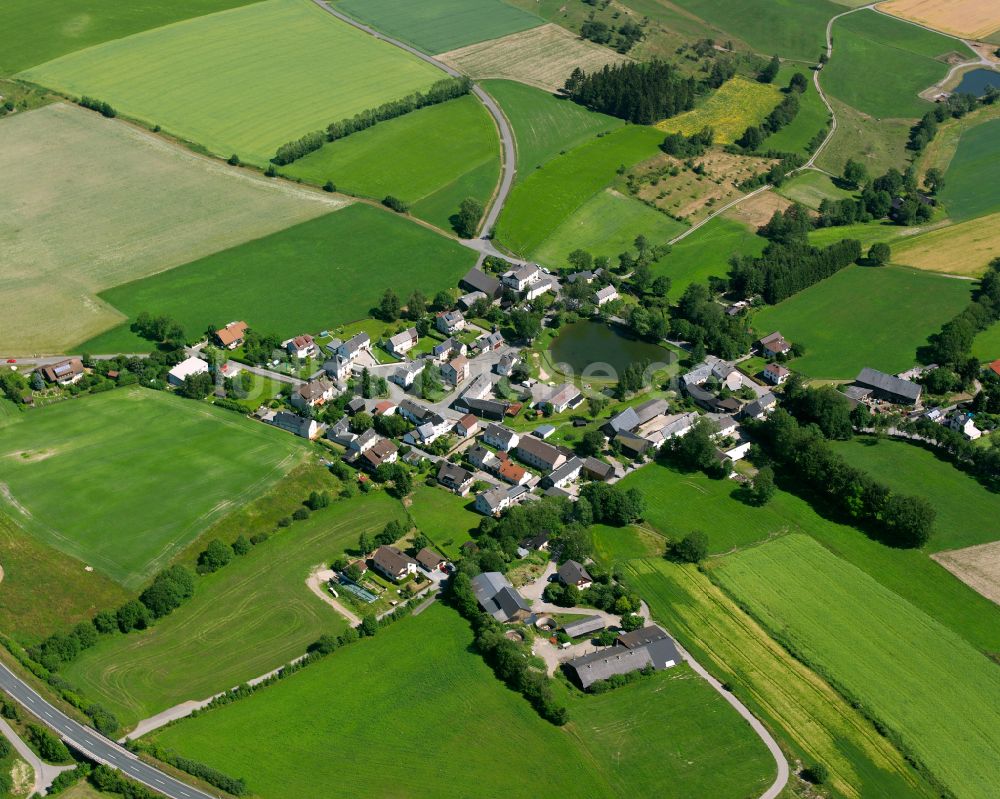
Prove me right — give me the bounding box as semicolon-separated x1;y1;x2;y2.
79;96;116;117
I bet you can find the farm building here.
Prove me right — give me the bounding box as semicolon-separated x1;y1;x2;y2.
460;267;502;299
562;616;606;639
37;357;85;386
471;572;530;623
564;624;681;690
854;368;922;406
582;457;615;482
167;356;209;387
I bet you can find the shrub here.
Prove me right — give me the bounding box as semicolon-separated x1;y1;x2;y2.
382;195;408;213
232;535;252;556
26;723;72;762
85;704;120;736
197;539;234;573
802;763;829;785
116;599;151;633
670;530;709;563
323;180;336;193
292;507;310;521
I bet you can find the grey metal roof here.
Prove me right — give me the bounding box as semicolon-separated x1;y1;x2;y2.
461;268;501;297
562;615;606;638
855;368;922;402
470;572;528;622
565;646;653;690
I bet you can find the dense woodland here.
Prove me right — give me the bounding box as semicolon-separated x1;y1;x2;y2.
563;61;698;124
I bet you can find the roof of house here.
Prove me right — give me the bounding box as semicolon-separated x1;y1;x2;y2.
461;268;501;297
519;532;550;550
484;422;518;446
499;459;527;483
438;461;474;485
583;457;615;479
533;424;556;438
558;559;592;585
434;337;464;355
547;382;583;408
289;334;314;349
460;397;507;418
215;321;247;346
167;356;208;381
759;331;789;351
546;456;584;486
562;615;607;638
297;378;334;400
515;434;563;465
456;413;478;430
439;309;464;325
594;285;618;301
989;359;1000;378
765;363;790;377
415;547;445;571
346;397;366;413
855;368;922;402
477;330;504;348
361;438;397;468
372;545;416;576
340;332;371;355
477;484;510;512
507;264;539;283
445;354;469;373
617;624;681;669
388;327;418;348
470;572;529;621
373;400;396;416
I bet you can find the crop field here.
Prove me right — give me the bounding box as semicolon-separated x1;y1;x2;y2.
761;67;830;156
334;0;542;54
79;205;476;353
880;0;1000;40
63;491;403;728
622;558;935;799
0;389;302;589
937;118;1000;222
777;170;856;209
284;95;500;232
714;534;1000;799
892;211;1000;276
815;96;912;177
932;540;1000;605
533;189;686;268
406;484;479;559
652;216;766;298
752;264;972;379
973;319;1000;361
19;0;444;164
831;438;1000;551
657;77;782;144
0;103;341;354
807;220;932;250
495;125;665;256
0;0;257;75
823;10;971;119
152;603;774;798
481;79;622;180
439;24;628;93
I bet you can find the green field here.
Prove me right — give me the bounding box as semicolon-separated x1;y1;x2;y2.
406;484;480;559
496;125;665;256
481;79;623;181
778;170;856;209
0;389;302;589
714;534;1000;799
815;96;912;176
657;76;782;144
284;95;499;231
824;10;970;119
0;0;257;75
752;264;972;378
832;438;1000;551
669;0;839;61
19;0;443;164
938;118;1000;222
533;189;686;268
761;67;830;156
334;0;542;54
808;220;923;250
0;102;340;354
152;602;774;798
973;320;1000;362
63;490;403;728
79;205;476;353
623;558;936;799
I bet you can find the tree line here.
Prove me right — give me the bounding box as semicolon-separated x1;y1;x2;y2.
908;88;997;154
735;72;807;151
562;61;699;124
923;257;1000;367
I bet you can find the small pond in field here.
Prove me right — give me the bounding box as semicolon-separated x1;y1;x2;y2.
549;321;672;378
954;68;1000;97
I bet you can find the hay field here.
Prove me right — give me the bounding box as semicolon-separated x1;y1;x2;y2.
0;103;341;354
932;541;1000;606
893;211;1000;275
19;0;443;164
439;24;629;93
657;77;781;144
938;117;1000;222
973;320;1000;361
879;0;1000;41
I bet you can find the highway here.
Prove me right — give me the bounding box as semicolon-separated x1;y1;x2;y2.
0;662;219;799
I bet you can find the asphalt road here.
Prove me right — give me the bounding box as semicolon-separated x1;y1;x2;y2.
0;663;219;799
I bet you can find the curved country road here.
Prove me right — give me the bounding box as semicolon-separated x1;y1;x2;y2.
0;663;219;799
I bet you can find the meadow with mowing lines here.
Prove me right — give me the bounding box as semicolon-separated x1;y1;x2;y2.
777;170;856;209
495;125;664;256
439;24;628;93
590;524;662;568
831;438;1000;551
938;118;1000;222
533;189;685;267
622;558;936;799
334;0;542;54
284;95;499;232
973;320;1000;361
752;264;972;378
19;0;443;164
891;211;1000;276
761;67;830;156
0;389;303;590
153;602;774;798
815;97;912;177
0;0;257;75
714;534;1000;799
79;205;476;353
63;490;403;729
406;484;479;559
481;79;622;180
657;77;781;144
0;103;341;354
823;10;971;119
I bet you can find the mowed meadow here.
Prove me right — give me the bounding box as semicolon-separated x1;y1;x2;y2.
0;390;302;589
19;0;444;164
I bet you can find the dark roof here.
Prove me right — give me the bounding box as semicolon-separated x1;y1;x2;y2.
558;559;592;585
346;397;366;414
415;547;445;571
565;646;653;690
437;461;473;486
519;532;550;550
455;397;507;420
617;625;681;670
460;268;501;298
583;457;614;480
470;572;528;622
372;545;416;576
855;367;922;403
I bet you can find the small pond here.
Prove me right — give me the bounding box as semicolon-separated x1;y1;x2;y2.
954;68;1000;98
549;321;672;379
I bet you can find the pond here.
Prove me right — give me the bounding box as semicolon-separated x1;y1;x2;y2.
548;321;673;380
954;68;1000;98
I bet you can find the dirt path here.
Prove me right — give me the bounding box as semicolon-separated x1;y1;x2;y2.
0;717;74;795
306;567;362;626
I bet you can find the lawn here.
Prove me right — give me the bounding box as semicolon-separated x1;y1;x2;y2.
831;437;1000;551
0;102;341;354
19;0;444;164
533;189;686;268
152;603;775;798
713;534;1000;799
0;389;303;589
752;264;972;378
761;66;830;156
938;117;1000;223
651;215;766;299
284;95;499;232
62;489;404;729
892;211;1000;276
495;125;665;256
973;319;1000;361
481;79;623;181
777;170;856;209
622;558;936;799
658;77;782;144
0;0;258;75
78;205;476;353
333;0;542;54
406;483;480;559
823;10;971;119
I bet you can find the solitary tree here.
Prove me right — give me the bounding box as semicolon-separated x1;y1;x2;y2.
924;167;945;194
843;158;868;189
454;197;484;238
868;242;891;266
671;530;709;563
378;289;400;321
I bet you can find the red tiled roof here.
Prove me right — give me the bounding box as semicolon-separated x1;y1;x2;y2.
990;359;1000;378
